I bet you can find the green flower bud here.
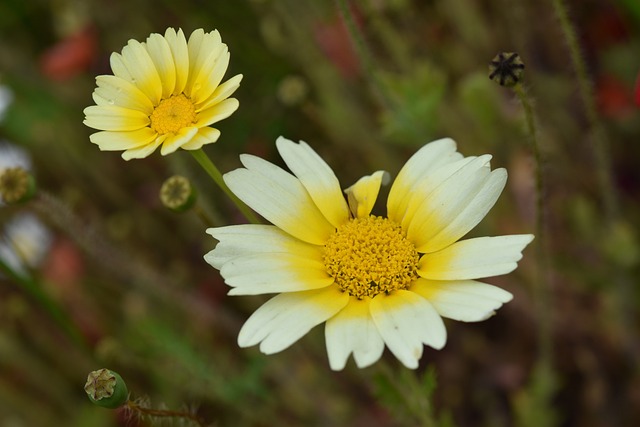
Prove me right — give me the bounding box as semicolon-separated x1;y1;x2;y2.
489;52;525;87
84;368;129;409
0;167;36;204
160;175;197;212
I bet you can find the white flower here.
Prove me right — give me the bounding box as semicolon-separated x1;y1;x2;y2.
0;213;53;276
205;137;534;370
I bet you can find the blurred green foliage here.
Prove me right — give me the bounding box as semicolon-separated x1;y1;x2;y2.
1;0;640;426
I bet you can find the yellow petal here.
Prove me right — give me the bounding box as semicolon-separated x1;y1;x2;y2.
344;171;390;218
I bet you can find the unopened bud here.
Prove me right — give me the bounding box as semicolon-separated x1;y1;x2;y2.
160;175;197;212
84;368;129;409
0;167;36;204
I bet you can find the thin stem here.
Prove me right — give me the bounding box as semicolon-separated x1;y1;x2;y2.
550;0;636;358
550;0;618;222
514;83;553;368
334;0;395;111
190;149;260;224
374;361;438;426
0;257;89;352
126;400;206;427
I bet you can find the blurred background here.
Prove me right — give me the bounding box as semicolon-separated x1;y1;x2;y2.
0;0;639;426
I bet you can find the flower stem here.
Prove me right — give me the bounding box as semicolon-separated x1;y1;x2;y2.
335;0;391;108
549;0;618;222
190;149;260;224
0;257;89;352
513;83;552;366
126;400;206;427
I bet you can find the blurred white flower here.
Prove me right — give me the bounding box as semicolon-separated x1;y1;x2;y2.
0;213;53;276
0;85;13;123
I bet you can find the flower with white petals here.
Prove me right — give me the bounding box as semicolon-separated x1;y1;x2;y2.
205;137;533;370
84;28;242;160
0;213;52;276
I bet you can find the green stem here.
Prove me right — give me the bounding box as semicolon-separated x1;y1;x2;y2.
334;0;395;111
550;0;618;222
190;149;260;224
514;84;552;366
0;257;89;352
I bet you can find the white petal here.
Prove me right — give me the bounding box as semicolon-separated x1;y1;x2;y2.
397;156;478;230
220;253;333;295
411;278;512;322
224;155;335;245
325;297;385;370
419;235;535;280
344;171;390;218
276;137;349;228
238;286;349;354
387;138;462;222
405;154;491;244
205;224;321;269
410;164;507;253
370;290;447;369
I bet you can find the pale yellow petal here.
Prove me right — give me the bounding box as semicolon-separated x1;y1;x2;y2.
196;74;242;111
119;40;162;105
186;29;223;98
160;126;198;155
164;28;189;95
146;33;176;98
89;128;157;151
93;75;154;114
83;105;150;131
195;98;239;127
180;127;220;150
344;171;390;218
121;134;166;160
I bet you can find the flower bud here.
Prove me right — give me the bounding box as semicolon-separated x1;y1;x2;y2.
160;175;197;212
0;167;36;204
489;52;525;87
84;368;129;409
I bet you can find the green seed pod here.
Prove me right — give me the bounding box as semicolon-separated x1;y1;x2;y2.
160;175;197;212
84;369;129;409
489;52;525;87
0;167;36;204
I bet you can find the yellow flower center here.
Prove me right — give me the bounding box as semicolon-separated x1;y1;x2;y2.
149;94;197;135
323;216;419;299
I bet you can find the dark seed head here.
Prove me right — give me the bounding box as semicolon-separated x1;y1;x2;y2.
489;52;525;87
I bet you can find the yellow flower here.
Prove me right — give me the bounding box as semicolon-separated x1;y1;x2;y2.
84;28;242;160
205;137;534;370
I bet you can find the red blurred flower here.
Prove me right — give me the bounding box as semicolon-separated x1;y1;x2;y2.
596;74;633;118
314;7;362;79
635;72;640;108
40;26;97;81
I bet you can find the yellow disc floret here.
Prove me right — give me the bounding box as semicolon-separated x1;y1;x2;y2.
323;216;419;299
149;94;197;135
